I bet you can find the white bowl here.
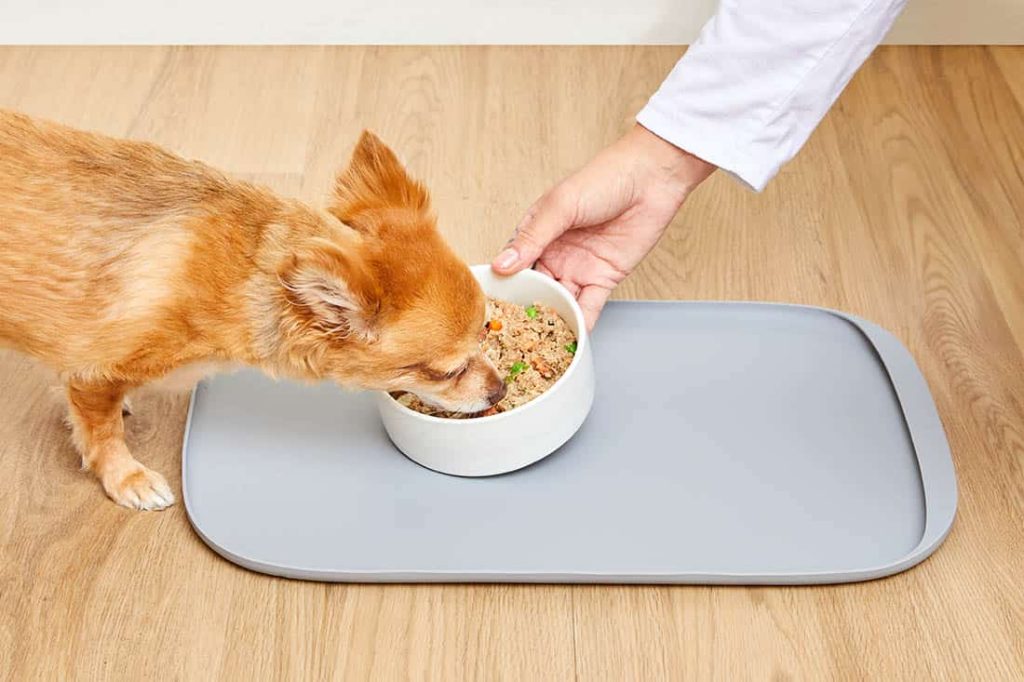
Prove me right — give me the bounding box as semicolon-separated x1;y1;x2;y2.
375;264;596;476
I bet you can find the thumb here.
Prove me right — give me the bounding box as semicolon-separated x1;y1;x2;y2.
492;188;575;275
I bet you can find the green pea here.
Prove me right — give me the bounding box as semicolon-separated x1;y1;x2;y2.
565;341;577;355
505;361;529;383
525;305;538;319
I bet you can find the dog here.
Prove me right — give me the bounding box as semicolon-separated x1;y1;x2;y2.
0;109;506;510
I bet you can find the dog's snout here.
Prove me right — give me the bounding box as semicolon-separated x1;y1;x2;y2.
487;380;507;406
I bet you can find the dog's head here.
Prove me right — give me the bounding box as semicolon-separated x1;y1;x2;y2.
274;131;505;413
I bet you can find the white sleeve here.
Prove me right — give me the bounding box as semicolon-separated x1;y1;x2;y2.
636;0;906;191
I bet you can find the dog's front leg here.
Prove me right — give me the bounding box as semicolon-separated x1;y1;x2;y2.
65;380;174;510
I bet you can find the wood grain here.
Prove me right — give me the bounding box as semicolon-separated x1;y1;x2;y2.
1;45;1022;680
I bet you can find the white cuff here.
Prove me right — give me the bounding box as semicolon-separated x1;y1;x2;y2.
636;102;769;192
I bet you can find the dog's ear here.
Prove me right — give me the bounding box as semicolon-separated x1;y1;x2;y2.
329;130;431;231
280;239;381;342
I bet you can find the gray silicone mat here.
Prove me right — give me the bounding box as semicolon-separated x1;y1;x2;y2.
181;302;957;584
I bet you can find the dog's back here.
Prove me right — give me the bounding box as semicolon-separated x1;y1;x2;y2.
0;110;266;372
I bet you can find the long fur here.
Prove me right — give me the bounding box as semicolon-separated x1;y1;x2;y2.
0;111;504;510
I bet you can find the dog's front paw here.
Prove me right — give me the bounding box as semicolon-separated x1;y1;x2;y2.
102;463;175;511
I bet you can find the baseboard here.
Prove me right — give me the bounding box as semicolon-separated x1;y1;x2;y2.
0;0;1021;45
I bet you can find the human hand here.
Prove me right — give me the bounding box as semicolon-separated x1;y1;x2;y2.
492;124;715;330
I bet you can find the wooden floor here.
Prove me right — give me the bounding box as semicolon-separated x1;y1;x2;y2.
1;46;1022;680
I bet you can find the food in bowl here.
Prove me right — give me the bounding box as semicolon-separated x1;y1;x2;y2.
393;297;578;418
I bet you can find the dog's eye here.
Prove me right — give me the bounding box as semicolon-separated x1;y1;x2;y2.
443;364;469;380
407;362;469;382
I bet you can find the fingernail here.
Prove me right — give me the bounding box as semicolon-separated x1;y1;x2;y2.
495;248;519;270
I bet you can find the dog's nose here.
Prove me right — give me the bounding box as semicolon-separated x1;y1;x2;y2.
488;381;507;406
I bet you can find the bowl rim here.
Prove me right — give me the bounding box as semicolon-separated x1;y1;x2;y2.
380;264;589;426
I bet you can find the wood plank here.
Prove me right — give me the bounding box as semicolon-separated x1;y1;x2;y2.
127;46;327;175
0;46;168;134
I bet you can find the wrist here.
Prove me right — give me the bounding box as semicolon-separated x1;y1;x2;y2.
627;123;716;197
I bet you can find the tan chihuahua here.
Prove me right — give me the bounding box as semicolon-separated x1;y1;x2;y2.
0;110;506;510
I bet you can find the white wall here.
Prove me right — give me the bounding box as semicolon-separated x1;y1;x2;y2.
0;0;1020;44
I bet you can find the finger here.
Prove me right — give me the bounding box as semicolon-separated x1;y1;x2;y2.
492;188;574;275
577;285;611;332
559;279;581;298
534;263;582;297
533;262;555;279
